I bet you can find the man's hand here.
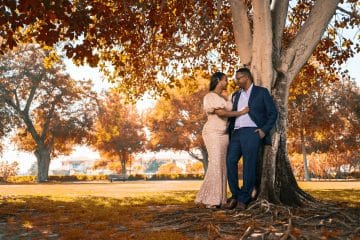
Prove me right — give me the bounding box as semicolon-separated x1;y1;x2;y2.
255;129;265;139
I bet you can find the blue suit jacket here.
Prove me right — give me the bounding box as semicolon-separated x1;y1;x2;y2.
227;85;278;145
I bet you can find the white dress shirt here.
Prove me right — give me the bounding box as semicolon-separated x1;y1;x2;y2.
234;84;257;129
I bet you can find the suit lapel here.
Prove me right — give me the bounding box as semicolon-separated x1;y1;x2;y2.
248;85;257;106
232;91;241;111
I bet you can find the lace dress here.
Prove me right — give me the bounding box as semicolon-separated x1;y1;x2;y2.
195;92;232;206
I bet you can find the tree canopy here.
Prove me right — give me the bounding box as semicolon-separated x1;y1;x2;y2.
1;0;357;100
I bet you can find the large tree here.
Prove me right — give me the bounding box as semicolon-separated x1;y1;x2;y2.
1;0;359;204
0;45;97;182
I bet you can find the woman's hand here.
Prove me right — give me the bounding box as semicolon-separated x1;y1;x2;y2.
238;106;249;116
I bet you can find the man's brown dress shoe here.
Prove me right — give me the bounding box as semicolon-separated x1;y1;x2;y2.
226;197;235;203
225;198;238;210
236;202;247;210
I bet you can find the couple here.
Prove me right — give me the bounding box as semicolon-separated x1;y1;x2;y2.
195;67;278;210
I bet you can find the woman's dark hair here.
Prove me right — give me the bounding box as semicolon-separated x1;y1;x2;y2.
209;72;226;91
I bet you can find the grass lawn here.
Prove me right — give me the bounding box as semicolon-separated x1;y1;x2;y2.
0;180;359;239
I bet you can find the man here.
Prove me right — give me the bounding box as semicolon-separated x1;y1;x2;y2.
225;67;278;210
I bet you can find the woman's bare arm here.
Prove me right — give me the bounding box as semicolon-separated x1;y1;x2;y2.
214;107;249;117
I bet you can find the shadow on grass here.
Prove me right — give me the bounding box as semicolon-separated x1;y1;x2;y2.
0;189;358;239
0;191;197;240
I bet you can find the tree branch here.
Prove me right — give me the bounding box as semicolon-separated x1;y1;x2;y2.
22;112;43;146
229;0;252;65
188;150;203;161
251;0;274;88
279;0;341;82
336;6;360;20
41;94;62;141
0;83;20;112
24;74;43;114
13;90;21;110
271;0;289;67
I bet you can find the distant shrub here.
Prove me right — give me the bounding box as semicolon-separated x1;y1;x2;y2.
147;173;204;180
7;175;36;183
128;174;146;180
5;173;204;183
6;175;108;183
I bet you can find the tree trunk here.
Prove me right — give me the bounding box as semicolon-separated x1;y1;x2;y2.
35;146;51;182
258;74;314;206
188;147;208;174
120;151;127;176
301;128;311;181
200;147;208;174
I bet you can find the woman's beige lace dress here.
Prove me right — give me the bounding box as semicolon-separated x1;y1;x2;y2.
195;92;232;206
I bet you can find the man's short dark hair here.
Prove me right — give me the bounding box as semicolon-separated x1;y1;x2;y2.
236;67;253;82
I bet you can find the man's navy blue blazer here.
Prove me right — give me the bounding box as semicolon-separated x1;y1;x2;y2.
227;85;278;145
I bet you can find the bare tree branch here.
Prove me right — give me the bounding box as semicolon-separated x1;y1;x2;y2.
0;84;19;112
24;84;39;114
41;94;63;141
13;90;21;110
271;0;289;66
279;0;341;83
229;0;252;65
21;112;42;146
251;0;274;88
188;150;203;161
336;6;360;20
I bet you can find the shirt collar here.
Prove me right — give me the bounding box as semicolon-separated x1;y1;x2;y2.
242;83;253;95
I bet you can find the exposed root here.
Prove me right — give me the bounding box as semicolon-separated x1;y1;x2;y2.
149;200;360;239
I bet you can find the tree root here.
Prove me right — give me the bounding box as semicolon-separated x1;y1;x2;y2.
148;200;360;239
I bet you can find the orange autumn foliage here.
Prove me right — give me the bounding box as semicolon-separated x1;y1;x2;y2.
92;92;146;175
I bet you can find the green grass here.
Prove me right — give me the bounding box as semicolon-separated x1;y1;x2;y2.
0;181;359;239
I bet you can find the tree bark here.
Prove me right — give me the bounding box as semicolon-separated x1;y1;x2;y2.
301;128;310;181
120;151;127;176
251;0;274;88
35;145;51;182
271;0;288;67
188;147;209;174
279;0;340;81
259;74;314;206
229;0;252;66
230;0;340;206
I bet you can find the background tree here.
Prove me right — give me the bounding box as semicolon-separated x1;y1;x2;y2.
327;78;360;176
146;71;209;172
143;158;167;174
157;161;182;175
0;160;19;182
288;72;360;179
0;45;97;182
287;62;338;181
92;92;146;176
93;151;136;175
1;0;359;205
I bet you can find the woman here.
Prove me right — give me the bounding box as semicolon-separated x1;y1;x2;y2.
195;72;249;208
